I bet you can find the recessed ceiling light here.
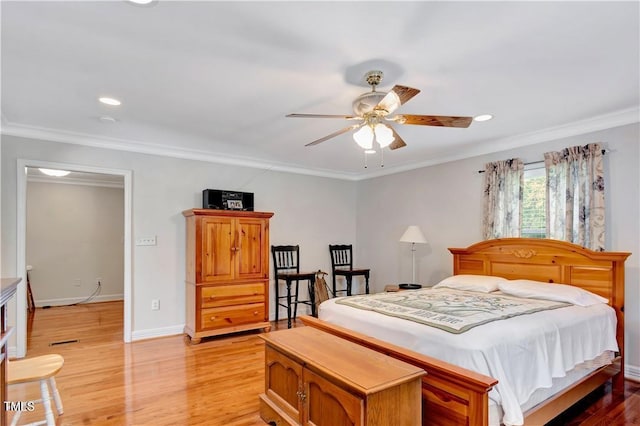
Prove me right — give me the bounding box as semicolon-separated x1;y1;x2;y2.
128;0;155;4
365;150;376;154
39;168;71;177
99;97;121;106
474;114;493;122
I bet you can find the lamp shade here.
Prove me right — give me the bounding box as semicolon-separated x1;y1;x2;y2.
399;225;427;244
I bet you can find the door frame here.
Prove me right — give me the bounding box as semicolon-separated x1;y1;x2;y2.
16;158;132;357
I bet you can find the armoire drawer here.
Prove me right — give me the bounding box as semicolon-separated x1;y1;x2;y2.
201;303;265;329
200;283;265;308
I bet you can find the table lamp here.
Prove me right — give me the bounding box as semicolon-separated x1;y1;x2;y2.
399;225;427;285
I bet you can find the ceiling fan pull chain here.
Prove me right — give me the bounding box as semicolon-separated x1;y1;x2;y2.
380;147;385;168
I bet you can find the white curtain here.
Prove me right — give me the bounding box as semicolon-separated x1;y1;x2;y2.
544;143;605;251
482;159;524;240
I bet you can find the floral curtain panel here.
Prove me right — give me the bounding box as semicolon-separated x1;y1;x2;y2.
544;143;605;251
482;159;524;240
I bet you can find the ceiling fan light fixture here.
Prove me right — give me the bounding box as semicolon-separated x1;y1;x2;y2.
353;125;374;149
287;70;472;154
374;123;394;148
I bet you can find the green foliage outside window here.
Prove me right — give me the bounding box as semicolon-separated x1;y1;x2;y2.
522;172;546;238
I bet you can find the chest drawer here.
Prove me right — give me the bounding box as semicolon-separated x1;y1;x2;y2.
201;303;265;329
200;283;265;308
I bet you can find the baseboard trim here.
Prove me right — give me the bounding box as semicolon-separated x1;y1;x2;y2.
35;293;124;307
626;364;640;382
8;346;18;359
131;325;184;341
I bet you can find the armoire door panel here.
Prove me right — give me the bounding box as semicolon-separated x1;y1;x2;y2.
201;217;234;282
236;219;268;280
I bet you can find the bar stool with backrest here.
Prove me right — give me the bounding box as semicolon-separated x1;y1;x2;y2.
8;353;64;426
271;245;318;328
329;244;370;296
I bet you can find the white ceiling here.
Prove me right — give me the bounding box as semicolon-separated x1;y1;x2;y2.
2;1;639;180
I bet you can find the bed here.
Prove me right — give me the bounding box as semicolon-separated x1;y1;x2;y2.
300;238;630;426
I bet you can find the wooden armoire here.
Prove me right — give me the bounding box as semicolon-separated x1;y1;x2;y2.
183;209;274;343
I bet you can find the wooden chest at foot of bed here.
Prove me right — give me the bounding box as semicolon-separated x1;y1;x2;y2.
259;326;425;426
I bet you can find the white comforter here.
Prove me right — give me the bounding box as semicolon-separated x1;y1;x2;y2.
319;292;618;426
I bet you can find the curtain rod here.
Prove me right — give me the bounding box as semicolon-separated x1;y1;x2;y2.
477;149;608;174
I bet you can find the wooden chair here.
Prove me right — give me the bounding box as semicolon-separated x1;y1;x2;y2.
8;354;64;426
271;245;317;328
329;244;370;296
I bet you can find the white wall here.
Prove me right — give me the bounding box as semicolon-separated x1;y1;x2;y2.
357;123;639;378
2;124;638;377
26;181;124;305
1;134;356;339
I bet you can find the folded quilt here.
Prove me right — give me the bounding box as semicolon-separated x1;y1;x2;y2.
336;288;569;333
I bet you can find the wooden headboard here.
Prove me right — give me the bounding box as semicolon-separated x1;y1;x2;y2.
449;238;630;360
303;238;631;425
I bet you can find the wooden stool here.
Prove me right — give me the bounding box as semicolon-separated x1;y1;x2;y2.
8;354;64;426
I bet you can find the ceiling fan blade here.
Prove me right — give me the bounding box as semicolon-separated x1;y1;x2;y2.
389;128;407;150
304;123;363;147
375;85;421;114
392;114;473;128
287;113;360;120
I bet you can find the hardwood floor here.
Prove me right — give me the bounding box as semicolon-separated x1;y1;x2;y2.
12;301;273;425
8;301;640;425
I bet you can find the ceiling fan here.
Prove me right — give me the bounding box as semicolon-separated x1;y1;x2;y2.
286;70;473;151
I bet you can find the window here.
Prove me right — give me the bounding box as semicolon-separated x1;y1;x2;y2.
483;144;604;249
521;165;546;238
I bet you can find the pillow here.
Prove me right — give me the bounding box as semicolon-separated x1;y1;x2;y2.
498;279;609;306
432;274;507;293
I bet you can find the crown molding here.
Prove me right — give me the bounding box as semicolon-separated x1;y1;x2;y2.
357;106;640;180
2;106;638;182
0;121;360;181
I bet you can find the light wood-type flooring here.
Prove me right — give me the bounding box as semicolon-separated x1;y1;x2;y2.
10;301;273;425
8;301;640;425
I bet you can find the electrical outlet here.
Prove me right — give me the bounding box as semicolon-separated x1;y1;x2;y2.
73;279;81;287
96;277;102;285
151;299;160;311
136;236;157;246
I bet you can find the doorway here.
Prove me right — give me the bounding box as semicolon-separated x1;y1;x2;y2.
16;159;132;358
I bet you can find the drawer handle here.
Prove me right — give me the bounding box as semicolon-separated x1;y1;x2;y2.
253;311;258;315
210;316;217;321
